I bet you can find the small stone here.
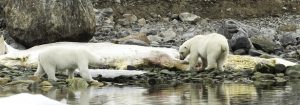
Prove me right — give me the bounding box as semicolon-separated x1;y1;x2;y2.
179;12;200;22
89;80;105;87
138;18;146;26
233;49;247;55
160;69;176;76
0;78;11;85
40;81;53;87
275;77;286;83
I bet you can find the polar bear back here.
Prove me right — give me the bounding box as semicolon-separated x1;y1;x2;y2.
190;33;228;58
38;46;98;70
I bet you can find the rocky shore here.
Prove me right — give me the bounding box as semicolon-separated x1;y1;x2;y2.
1;1;300;91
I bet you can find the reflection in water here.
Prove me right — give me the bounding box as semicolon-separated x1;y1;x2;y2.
1;81;300;105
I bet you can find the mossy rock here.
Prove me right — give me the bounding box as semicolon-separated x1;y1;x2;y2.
66;78;89;91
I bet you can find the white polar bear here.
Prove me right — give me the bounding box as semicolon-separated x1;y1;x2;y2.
179;33;229;71
34;46;101;82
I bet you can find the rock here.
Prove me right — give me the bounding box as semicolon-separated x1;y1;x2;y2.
170;14;179;20
250;35;277;53
39;81;53;87
159;29;177;42
112;33;150;46
278;32;298;47
252;72;275;81
118;14;137;26
0;77;10;85
138;18;146;26
248;49;265;56
286;64;300;78
229;30;253;52
89;80;105;87
218;20;260;53
5;0;95;48
160;69;176;76
233;49;247;55
94;8;114;28
255;62;275;74
274;64;286;74
0;18;5;29
179;12;200;23
274;77;287;83
66;78;89;90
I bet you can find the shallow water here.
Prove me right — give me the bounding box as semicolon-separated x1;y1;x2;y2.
1;81;300;105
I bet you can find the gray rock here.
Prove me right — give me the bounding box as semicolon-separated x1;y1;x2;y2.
138;18;146;26
233;49;247;55
218;20;260;53
147;35;163;42
250;35;277;53
252;72;275;81
179;12;200;22
118;14;137;26
159;29;177;42
286;64;300;78
120;39;149;46
5;0;95;48
94;8;114;27
278;32;298;47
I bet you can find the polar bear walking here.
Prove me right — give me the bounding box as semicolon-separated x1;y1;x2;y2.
34;46;101;82
179;33;229;71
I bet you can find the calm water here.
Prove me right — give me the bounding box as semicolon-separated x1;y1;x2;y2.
1;81;300;105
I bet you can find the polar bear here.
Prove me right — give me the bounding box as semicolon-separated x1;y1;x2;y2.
179;33;229;71
34;46;101;82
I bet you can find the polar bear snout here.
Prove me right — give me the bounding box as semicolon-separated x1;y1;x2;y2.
179;54;186;60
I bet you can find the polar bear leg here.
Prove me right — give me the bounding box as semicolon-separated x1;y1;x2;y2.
78;62;93;82
205;52;218;70
217;53;227;71
200;57;207;70
43;65;58;81
188;53;199;71
68;69;75;79
34;63;45;77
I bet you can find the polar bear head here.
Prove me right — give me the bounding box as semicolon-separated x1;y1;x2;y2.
179;41;191;60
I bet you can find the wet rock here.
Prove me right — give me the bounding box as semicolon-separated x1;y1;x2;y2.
160;69;176;76
252;72;275;81
66;78;89;90
5;0;95;48
274;77;287;83
179;12;200;23
255;62;275;74
39;81;53;87
89;80;105;87
286;64;300;78
274;64;286;74
28;75;42;82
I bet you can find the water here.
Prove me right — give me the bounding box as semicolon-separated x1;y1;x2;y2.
1;81;300;105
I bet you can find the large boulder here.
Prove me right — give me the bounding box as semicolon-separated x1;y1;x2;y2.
218;20;257;52
4;0;95;48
